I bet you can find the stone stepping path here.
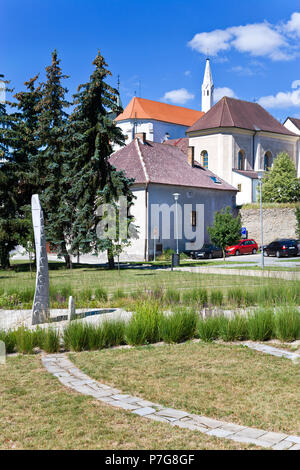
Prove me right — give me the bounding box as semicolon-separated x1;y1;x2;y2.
242;342;300;362
42;354;300;450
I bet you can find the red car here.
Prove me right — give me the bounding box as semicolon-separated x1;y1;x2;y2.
226;239;258;256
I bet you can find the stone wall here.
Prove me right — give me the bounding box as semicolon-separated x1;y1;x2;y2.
240;207;298;245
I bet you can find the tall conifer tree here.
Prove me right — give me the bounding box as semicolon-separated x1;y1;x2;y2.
69;51;134;268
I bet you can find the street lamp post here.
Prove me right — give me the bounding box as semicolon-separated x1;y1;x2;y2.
173;193;180;255
257;170;264;269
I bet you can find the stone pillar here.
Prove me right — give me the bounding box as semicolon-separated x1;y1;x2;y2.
31;194;50;325
0;340;6;365
68;296;75;322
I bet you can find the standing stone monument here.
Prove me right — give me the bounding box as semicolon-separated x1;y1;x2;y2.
0;341;5;365
31;194;50;325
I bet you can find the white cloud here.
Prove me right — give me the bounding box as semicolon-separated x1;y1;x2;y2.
188;13;300;61
258;87;300;108
292;80;300;89
214;87;236;103
188;30;232;56
286;12;300;36
162;88;195;105
184;70;191;76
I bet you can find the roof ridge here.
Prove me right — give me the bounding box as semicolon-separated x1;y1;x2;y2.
135;139;149;183
221;97;235;127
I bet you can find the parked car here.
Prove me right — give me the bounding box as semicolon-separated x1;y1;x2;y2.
193;244;223;259
264;239;298;258
297;240;300;256
226;239;258;256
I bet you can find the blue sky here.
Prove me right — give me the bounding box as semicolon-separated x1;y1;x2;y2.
1;0;300;121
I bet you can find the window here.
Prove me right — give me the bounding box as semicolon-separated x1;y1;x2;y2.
200;150;208;168
238;150;246;170
237;184;242;192
264;151;273;171
191;211;197;227
210;176;222;184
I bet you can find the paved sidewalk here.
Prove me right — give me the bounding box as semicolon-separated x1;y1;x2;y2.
173;266;300;280
42;354;300;450
243;341;300;363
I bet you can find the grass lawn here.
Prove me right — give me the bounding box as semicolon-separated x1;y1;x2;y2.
1;261;298;309
0;355;254;450
70;341;300;436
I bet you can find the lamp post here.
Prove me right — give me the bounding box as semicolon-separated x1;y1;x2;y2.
257;170;264;269
173;193;180;255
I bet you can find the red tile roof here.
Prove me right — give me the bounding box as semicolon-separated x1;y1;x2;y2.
115;97;204;127
163;137;189;154
187;96;297;136
233;169;259;179
110;138;236;192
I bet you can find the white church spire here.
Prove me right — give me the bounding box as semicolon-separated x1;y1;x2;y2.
202;58;214;113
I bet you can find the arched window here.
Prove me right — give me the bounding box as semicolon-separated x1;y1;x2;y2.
264;151;273;171
200;150;208;169
238;150;246;170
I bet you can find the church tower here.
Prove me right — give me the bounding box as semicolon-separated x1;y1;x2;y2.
202;58;214;113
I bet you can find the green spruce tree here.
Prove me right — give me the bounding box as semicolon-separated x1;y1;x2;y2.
35;50;73;268
68;51;134;268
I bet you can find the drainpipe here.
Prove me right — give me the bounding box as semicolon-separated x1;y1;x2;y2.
144;183;149;261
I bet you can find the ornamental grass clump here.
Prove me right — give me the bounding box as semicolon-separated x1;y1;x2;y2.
43;328;60;353
102;320;126;348
63;322;90;352
159;308;197;343
125;302;162;346
227;288;244;307
274;306;300;342
0;329;17;354
94;287;108;302
164;288;180;304
181;288;208;306
210;290;223;306
247;308;274;341
197;316;221;342
15;327;35;354
218;315;248;342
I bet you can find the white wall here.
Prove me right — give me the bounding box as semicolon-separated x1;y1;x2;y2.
284;119;300;177
232;171;254;205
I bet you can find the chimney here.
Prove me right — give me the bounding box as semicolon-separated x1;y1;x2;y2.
187;146;194;167
135;132;146;143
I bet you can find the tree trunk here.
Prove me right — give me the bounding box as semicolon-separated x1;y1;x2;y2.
61;241;71;269
107;248;115;270
0;247;10;269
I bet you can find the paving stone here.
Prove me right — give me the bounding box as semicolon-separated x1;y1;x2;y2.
233;428;266;439
111;394;131;400
110;400;140;411
171;420;209;433
285;435;300;444
272;440;294;450
260;431;289;444
133;407;157;416
146;414;170;424
230;436;271;448
206;428;234;438
189;415;223;429
218;423;247;433
156;408;189;420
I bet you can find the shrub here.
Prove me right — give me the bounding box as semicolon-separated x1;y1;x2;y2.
219;315;248;341
274;307;300;342
125;302;162;346
247;308;274;341
210;290;223;306
197;316;220;342
160;308;197;343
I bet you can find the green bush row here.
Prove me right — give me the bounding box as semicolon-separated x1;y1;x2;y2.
1;304;299;354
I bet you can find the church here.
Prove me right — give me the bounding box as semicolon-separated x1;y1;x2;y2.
110;60;300;260
115;59;300;206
